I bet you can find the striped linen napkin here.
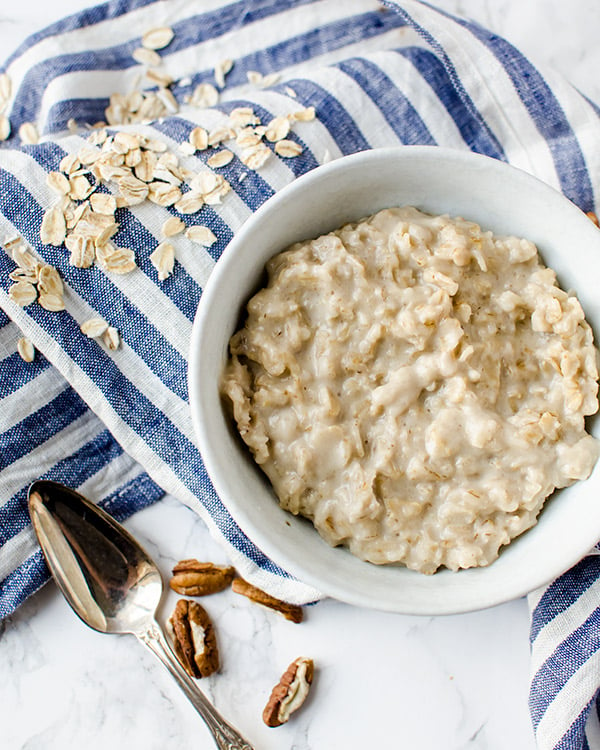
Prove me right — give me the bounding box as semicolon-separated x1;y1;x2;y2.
0;1;598;746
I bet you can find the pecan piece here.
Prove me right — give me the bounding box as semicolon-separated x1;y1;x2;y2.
263;657;314;727
168;599;219;678
231;576;303;623
170;559;235;596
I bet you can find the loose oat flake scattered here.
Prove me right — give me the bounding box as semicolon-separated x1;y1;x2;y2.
90;193;117;216
17;337;35;362
19;122;39;145
229;107;259;129
241;144;271;170
186;225;217;247
162;216;186;237
80;317;109;338
265;116;290;142
23;79;318;309
0;115;10;142
246;70;281;88
141;26;174;51
38;292;65;312
66;235;94;268
38;265;63;297
11;243;38;272
207;149;234;169
187;83;219;108
150;241;175;280
207;125;234;147
290;106;316;122
148;182;182;207
46;171;70;195
214;58;233;89
40;207;67;246
103;326;120;350
275;139;303;158
9;281;37;307
174;192;204;214
132;47;162;67
189;126;209;152
69;174;94;201
100;246;137;274
60;153;80;174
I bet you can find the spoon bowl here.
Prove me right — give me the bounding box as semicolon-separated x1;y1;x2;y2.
28;480;254;750
29;480;162;634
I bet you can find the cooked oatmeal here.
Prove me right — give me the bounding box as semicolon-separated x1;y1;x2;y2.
221;207;600;573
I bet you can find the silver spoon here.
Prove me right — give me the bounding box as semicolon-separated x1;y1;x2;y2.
28;479;255;750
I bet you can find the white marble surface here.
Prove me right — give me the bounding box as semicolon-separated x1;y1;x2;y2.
0;1;597;749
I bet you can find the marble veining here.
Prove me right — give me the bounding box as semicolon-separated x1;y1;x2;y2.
1;0;598;748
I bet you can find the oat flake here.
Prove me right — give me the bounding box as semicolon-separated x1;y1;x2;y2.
186;225;217;247
9;281;37;307
134;151;158;183
241;144;271;170
162;216;186;237
17;337;35;362
0;115;10;141
246;71;263;86
235;128;261;148
265;116;290;142
46;171;70;195
12;245;39;272
69;174;94;201
40;207;67;246
78;144;101;165
19;122;39;145
275;139;303;158
148;182;182;207
291;106;316;122
150;241;175;280
189;126;208;152
38;265;64;296
103;326;121;350
90;193;117;216
132;47;161;66
60;153;81;174
66;235;96;268
38;293;65;312
207;149;234;169
214;58;233;89
101;247;137;274
142;26;174;51
229;107;259;129
188;83;219;108
174;192;204;214
207;126;233;147
117;174;149;205
81;317;109;338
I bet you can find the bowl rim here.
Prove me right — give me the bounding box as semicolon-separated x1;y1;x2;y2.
188;145;600;614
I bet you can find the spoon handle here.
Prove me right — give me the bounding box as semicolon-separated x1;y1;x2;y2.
139;621;255;750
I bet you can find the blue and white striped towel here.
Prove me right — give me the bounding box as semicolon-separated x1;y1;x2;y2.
0;1;598;747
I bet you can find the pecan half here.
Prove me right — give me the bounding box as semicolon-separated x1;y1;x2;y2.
168;599;219;678
231;577;303;623
263;657;314;727
170;559;235;596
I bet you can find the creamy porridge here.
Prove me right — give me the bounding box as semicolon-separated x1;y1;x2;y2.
221;207;600;574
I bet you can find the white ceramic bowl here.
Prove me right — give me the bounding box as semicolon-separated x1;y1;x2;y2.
188;146;600;615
